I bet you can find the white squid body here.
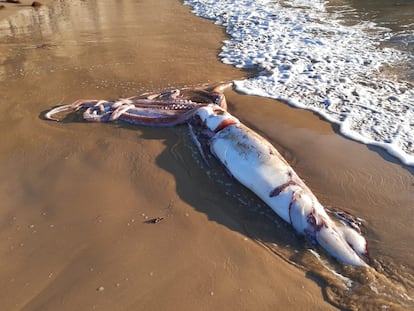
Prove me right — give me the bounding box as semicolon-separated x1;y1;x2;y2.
196;105;368;267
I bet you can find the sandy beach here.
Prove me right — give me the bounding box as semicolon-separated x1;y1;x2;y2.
0;0;49;20
0;0;413;310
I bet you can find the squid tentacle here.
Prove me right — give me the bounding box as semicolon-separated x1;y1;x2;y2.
44;85;228;124
45;99;99;121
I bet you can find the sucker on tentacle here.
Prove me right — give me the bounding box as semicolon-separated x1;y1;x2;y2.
44;85;369;267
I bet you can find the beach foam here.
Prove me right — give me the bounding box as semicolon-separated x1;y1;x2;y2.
184;0;414;166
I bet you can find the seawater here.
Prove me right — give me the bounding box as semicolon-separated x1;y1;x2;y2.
184;0;414;166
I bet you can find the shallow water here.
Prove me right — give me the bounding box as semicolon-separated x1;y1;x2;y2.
335;0;414;81
0;1;413;310
184;0;414;166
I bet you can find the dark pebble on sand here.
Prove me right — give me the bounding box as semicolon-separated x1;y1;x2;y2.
144;217;165;224
0;4;5;9
31;1;42;7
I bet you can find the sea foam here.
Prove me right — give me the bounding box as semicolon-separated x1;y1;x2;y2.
184;0;414;166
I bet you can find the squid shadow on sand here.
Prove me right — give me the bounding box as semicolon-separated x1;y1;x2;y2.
127;120;338;303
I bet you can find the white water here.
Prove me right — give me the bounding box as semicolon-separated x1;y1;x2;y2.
184;0;414;166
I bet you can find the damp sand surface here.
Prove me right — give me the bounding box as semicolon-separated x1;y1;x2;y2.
0;0;413;310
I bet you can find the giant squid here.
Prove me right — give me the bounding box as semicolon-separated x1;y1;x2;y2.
45;85;369;267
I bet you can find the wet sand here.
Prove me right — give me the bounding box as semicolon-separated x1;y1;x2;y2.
0;0;51;20
0;0;413;310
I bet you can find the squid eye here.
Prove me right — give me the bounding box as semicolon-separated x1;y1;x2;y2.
307;213;317;226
